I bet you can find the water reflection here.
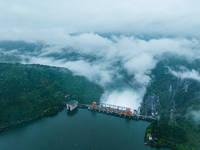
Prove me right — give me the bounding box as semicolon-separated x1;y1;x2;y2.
66;108;78;116
90;110;97;116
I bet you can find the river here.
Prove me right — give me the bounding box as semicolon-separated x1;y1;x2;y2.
0;108;172;150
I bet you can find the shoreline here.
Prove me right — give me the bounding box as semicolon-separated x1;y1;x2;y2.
1;105;192;150
0;105;65;132
144;138;197;150
1;106;178;150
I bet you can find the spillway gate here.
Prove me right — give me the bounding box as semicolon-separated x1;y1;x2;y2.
82;102;156;121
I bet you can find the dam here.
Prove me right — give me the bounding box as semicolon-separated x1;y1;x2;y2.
68;101;156;121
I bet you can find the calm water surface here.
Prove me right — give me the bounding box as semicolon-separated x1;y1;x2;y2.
0;108;172;150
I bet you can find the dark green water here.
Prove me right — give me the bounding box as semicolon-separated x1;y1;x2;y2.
0;108;171;150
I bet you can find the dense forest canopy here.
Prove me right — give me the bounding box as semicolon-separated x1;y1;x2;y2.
143;57;200;150
0;63;103;127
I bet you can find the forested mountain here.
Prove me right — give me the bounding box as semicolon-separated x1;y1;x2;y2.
143;56;200;150
1;41;200;150
0;63;103;127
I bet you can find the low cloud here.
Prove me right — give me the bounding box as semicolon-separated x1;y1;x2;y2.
18;35;200;90
124;53;157;86
1;34;200;109
186;108;200;124
169;67;200;82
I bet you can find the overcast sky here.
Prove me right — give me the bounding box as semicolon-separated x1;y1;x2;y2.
1;0;200;42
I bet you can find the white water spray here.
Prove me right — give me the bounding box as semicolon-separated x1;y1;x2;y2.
100;88;145;110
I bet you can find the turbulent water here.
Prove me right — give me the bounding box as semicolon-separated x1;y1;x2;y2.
0;108;172;150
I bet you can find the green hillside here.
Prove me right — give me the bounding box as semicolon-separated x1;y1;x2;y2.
0;63;103;127
144;58;200;150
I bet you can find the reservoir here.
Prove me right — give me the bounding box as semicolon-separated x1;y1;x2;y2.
0;108;171;150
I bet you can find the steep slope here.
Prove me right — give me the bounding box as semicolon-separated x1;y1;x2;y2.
143;56;200;150
0;63;103;127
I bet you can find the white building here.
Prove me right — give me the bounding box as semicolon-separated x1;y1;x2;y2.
66;100;78;111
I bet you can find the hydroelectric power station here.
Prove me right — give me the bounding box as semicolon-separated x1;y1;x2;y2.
66;101;156;122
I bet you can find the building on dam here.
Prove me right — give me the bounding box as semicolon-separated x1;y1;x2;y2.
66;100;78;111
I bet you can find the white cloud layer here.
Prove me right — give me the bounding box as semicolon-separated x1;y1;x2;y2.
0;0;200;42
1;0;200;109
186;108;200;124
0;34;198;109
16;35;200;87
190;110;200;123
169;67;200;82
12;35;198;109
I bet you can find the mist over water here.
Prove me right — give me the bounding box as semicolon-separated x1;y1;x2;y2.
101;89;138;110
100;87;145;110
